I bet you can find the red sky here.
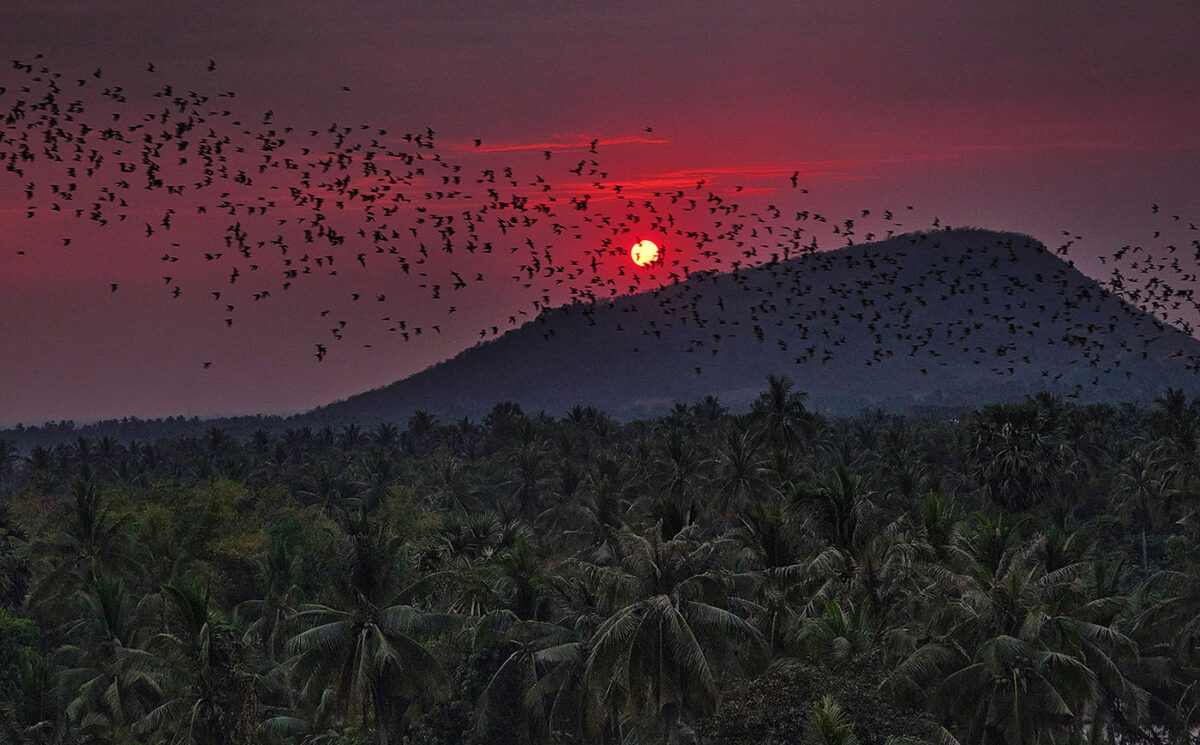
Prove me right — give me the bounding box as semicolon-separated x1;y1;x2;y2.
2;2;1199;424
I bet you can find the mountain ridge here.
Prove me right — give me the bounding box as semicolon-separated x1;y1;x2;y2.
309;229;1200;424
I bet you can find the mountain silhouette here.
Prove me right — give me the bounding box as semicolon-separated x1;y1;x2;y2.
312;229;1200;423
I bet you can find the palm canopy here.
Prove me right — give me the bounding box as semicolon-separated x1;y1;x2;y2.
287;603;443;734
286;511;448;745
581;524;762;744
888;526;1145;745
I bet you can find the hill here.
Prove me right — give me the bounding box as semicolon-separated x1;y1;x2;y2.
310;229;1200;423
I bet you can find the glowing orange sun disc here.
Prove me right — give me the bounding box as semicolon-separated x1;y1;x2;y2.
630;239;660;266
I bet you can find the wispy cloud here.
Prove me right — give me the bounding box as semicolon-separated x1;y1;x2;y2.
544;160;894;198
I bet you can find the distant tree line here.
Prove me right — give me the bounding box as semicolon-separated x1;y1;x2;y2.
1;379;1199;744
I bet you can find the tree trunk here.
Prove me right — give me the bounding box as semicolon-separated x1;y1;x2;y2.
663;702;680;745
374;686;402;745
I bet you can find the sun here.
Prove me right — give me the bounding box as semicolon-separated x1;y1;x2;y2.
630;239;660;267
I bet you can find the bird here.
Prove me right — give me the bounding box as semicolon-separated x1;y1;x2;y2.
2;52;1195;405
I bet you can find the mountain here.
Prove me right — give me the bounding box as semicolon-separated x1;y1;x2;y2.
312;229;1200;422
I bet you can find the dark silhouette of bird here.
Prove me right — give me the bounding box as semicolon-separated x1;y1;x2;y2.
2;53;1196;406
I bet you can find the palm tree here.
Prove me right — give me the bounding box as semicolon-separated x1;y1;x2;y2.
793;600;876;670
805;462;875;553
751;374;813;455
707;422;770;520
260;687;345;745
490;535;555;622
357;446;400;512
450;417;485;460
35;480;132;609
372;422;400;450
582;524;761;744
968;403;1061;510
137;579;256;745
690;395;727;429
338;423;366;454
286;514;446;745
806;524;915;632
1146;564;1200;655
403;411;438;457
506;441;548;522
471;611;582;745
647;428;702;537
728;497;810;654
1148;388;1198;457
888;530;1143;745
0;504;29;610
914;491;964;566
297;461;355;516
0;646;59;744
0;438;17;495
236;529;307;664
56;576;160;736
71;436;95;479
1114;442;1179;570
546;467;629;563
805;695;860;745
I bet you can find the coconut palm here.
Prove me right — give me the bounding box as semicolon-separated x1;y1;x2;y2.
357;446;400;512
805;462;876;553
135;579;256;745
751;374;813;455
1145;566;1200;662
0;646;59;744
806;695;860;745
471;611;582;745
506;441;548;522
888;530;1143;745
646;428;703;538
728;496;811;654
706;422;770;519
1148;388;1198;458
402;411;438;457
235;529;307;663
793;600;876;670
285;514;447;745
35;480;132;609
1114;442;1179;570
260;687;345;745
56;576;160;736
0;504;29;610
0;438;17;495
546;467;629;563
582;524;762;744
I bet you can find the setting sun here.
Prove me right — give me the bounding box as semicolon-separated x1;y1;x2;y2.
630;239;660;266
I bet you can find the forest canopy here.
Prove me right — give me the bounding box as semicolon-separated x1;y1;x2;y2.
1;380;1199;745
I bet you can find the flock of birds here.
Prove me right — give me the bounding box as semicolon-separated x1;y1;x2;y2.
588;229;1196;389
2;55;1199;398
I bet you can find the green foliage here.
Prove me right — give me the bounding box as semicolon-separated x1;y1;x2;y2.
0;608;37;690
1;383;1199;744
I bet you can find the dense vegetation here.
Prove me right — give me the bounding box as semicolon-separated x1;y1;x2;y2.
2;379;1199;745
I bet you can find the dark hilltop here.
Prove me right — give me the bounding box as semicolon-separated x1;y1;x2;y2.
311;229;1200;424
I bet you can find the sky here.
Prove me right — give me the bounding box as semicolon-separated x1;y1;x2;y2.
2;1;1199;425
